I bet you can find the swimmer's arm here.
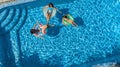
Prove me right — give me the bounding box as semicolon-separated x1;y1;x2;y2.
38;36;44;40
47;24;55;27
62;18;64;23
67;14;70;16
54;7;62;14
33;21;39;29
43;5;49;10
34;34;44;39
62;18;66;26
33;24;37;29
34;34;38;37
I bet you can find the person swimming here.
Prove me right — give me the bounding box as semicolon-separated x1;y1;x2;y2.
30;21;49;39
46;3;54;22
62;14;78;27
43;2;62;22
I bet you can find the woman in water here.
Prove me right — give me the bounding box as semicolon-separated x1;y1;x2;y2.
30;21;49;39
62;14;78;27
43;3;62;22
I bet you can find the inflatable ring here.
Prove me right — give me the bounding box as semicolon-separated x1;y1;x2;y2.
43;6;56;18
63;14;74;25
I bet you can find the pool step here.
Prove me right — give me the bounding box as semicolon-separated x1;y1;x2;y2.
0;7;27;66
0;9;15;32
16;8;27;67
4;9;22;33
17;8;27;31
13;8;27;31
10;8;27;67
0;8;20;35
0;9;9;21
0;7;27;36
0;9;15;35
0;9;15;28
0;9;10;30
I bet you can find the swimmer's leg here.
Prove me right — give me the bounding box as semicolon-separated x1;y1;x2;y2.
46;23;55;28
46;13;52;22
46;14;49;22
72;22;78;27
38;34;44;39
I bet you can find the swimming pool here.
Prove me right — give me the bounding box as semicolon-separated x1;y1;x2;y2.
0;0;120;67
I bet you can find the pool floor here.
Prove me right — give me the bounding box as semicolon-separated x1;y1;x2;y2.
0;0;120;67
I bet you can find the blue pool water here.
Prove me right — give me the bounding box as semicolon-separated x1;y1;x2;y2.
0;0;120;67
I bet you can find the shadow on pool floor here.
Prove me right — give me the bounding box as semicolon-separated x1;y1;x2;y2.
56;8;70;23
47;25;63;37
75;17;85;27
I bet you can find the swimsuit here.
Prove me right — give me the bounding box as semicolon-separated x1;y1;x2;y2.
47;7;53;14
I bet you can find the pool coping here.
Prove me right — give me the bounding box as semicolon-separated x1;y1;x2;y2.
0;0;15;4
0;0;35;10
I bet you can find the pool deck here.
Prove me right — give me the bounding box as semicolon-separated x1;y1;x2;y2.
0;0;35;9
0;0;15;4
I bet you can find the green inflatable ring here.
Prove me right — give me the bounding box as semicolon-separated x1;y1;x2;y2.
63;14;74;25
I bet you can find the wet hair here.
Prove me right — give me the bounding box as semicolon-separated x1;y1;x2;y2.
30;29;39;34
48;2;54;7
63;15;68;18
46;24;50;28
